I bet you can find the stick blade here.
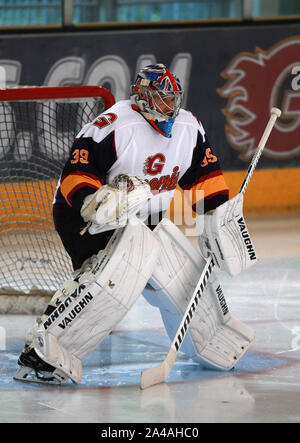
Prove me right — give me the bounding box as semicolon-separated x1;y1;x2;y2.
140;360;171;390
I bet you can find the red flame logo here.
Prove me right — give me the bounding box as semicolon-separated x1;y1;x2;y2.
218;36;300;160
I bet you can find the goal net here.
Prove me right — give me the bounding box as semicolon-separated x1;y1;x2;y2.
0;86;115;314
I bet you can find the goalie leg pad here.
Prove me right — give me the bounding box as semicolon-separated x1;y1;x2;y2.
143;218;255;370
33;217;161;383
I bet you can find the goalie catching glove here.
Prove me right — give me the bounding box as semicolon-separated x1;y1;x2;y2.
198;193;257;276
80;173;152;234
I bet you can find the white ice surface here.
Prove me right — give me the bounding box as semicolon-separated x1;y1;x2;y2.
0;214;300;423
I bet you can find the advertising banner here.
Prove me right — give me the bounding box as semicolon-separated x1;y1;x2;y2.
0;22;299;175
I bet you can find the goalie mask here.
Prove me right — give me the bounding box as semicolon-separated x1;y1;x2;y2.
130;64;183;138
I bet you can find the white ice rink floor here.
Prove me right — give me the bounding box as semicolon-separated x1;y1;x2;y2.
0;214;300;423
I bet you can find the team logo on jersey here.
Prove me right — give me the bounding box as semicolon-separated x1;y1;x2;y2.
145;166;180;193
218;36;300;160
143;153;166;175
143;154;180;192
93;112;117;129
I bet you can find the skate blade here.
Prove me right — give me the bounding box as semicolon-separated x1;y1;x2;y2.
13;366;61;386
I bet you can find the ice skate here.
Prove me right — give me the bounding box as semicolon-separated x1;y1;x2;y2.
14;345;67;385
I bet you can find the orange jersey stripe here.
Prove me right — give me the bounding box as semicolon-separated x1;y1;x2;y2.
60;172;103;206
189;172;229;207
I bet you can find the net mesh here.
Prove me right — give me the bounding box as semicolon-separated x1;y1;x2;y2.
0;87;112;313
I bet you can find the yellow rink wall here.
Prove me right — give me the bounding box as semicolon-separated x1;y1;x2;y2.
0;167;299;232
168;167;300;220
223;167;300;215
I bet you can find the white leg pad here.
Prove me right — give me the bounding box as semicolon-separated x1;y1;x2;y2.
143;218;255;370
33;217;161;382
34;333;82;383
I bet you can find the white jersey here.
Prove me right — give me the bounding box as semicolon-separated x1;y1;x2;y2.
56;99;228;218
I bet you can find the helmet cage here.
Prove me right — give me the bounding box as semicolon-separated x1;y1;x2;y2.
130;64;183;121
146;88;182;120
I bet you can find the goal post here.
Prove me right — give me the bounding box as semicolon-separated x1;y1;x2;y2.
0;86;115;314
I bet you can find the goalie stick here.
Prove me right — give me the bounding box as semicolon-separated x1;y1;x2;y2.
140;107;282;390
239;107;281;195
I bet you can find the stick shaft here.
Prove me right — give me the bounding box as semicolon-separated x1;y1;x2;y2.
239;108;281;195
169;255;214;353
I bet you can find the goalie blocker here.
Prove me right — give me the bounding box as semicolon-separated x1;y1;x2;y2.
198;193;257;276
